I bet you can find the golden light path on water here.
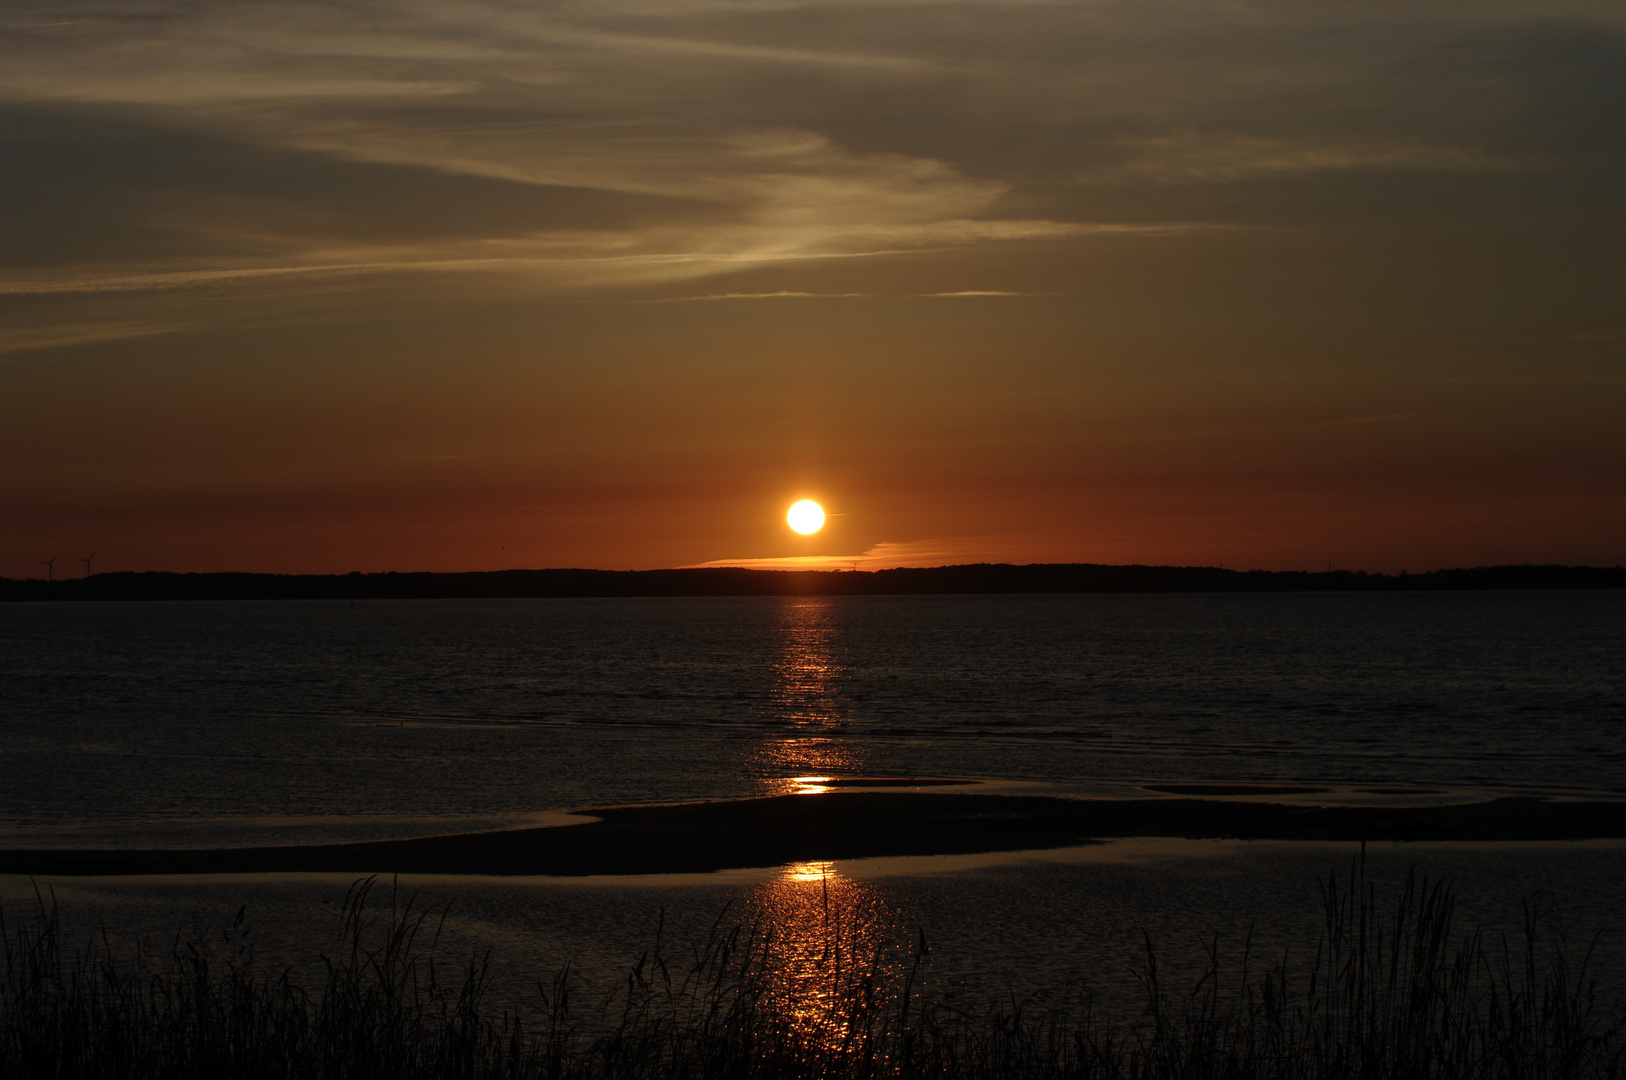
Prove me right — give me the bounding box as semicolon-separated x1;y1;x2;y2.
744;596;870;795
784;860;839;883
740;858;911;1051
726;597;923;1047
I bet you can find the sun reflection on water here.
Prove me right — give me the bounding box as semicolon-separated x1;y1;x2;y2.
768;597;845;727
783;859;837;881
744;597;871;795
740;859;909;1048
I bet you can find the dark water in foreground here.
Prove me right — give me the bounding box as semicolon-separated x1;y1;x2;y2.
5;841;1622;1022
2;592;1623;1013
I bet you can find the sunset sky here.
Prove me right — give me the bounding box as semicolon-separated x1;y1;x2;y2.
3;0;1622;574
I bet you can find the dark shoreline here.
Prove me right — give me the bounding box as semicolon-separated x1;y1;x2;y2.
3;562;1623;602
4;793;1623;879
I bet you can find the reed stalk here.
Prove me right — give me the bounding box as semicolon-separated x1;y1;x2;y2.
2;857;1620;1079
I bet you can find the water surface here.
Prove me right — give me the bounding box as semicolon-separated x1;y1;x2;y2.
3;591;1621;1012
4;592;1620;848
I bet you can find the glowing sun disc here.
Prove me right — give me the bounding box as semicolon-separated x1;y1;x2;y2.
787;500;825;534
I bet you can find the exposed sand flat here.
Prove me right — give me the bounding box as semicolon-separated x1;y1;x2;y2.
3;794;1623;879
816;777;975;788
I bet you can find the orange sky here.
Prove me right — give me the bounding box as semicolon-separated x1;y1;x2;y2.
2;0;1623;575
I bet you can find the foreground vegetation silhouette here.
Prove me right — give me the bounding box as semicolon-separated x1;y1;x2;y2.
3;861;1620;1079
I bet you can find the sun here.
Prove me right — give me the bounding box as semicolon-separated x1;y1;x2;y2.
787;500;825;535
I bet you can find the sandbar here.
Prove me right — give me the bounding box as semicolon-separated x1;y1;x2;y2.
1142;784;1330;796
2;793;1622;879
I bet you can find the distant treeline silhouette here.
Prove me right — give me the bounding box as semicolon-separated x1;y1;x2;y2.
1;563;1622;601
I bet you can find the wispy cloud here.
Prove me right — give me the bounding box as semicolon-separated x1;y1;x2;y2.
2;0;1615;312
654;288;1054;301
686;537;1044;571
0;213;1135;297
657;291;868;301
0;320;195;355
1082;132;1532;184
0;0;1260;303
922;290;1052;297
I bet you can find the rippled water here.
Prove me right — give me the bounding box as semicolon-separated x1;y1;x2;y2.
3;591;1623;848
3;591;1623;1015
4;840;1622;1022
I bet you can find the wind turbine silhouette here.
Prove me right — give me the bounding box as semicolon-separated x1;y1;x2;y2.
80;552;96;578
41;554;57;582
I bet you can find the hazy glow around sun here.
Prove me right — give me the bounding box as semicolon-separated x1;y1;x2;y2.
787;500;825;534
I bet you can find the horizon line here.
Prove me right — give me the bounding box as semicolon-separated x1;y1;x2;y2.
6;560;1625;577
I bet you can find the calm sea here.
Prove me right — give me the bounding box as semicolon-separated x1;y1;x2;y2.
2;591;1623;1013
4;591;1622;848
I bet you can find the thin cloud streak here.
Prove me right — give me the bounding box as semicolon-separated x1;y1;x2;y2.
655;289;1053;301
0;321;195;356
686;538;1049;571
924;290;1054;297
657;291;869;301
1079;133;1536;184
0;218;1147;296
0;0;1460;308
